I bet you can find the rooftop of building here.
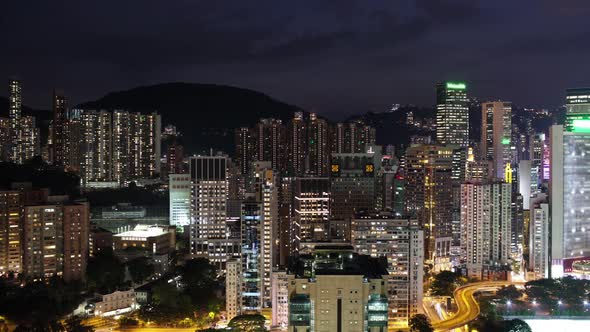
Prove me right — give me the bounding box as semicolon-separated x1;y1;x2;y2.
114;225;171;238
288;246;388;279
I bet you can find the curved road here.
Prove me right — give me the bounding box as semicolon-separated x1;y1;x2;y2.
432;281;523;332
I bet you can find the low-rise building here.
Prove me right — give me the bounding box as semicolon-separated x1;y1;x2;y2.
113;225;175;254
93;289;136;317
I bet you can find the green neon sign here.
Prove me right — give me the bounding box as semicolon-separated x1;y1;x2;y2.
572;119;590;133
502;138;510;145
446;82;466;90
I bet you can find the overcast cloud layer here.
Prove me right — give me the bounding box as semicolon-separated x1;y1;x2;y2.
1;0;590;119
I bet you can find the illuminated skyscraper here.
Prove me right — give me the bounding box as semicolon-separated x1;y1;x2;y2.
330;149;381;241
333;121;376;154
252;162;278;307
436;81;469;147
235;127;256;176
550;88;590;276
8;79;22;163
0;190;24;275
529;201;549;280
351;213;424;327
52;91;67;167
189;155;239;271
169;174;191;228
256;118;286;173
307;113;330;176
0;117;9;161
288;112;306;176
293;177;331;251
76;109;161;185
19;115;39;161
481;101;512;179
404;145;453;269
240;197;263;313
461;182;512;280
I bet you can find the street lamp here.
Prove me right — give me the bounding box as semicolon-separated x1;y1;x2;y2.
506;300;512;306
532;300;537;306
558;300;563;306
584;300;588;306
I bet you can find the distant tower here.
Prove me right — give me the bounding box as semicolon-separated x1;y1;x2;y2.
481;101;512;179
52;90;67;167
8;79;22;163
436;81;469;147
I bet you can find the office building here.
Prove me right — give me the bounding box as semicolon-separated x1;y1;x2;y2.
189;155;239;271
241;198;263;313
550;92;590;276
436;82;469;147
292;177;331;250
481;101;512;179
169;174;191;228
461;182;512;280
404;145;454;269
351;213;424;327
330;149;381;241
286;245;389;332
529;202;549;280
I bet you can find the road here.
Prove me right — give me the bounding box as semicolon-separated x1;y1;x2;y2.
431;281;523;332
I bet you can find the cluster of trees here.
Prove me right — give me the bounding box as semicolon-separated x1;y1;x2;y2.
86;249;155;294
429;270;467;296
0;278;89;330
219;314;266;332
0;158;80;197
470;301;532;332
139;258;221;327
524;276;590;313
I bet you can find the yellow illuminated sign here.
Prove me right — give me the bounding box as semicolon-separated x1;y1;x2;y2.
331;164;340;172
505;163;512;183
365;164;374;173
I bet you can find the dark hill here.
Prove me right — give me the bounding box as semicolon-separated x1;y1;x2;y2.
78;83;303;154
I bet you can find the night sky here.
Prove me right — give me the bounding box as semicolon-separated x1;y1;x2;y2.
2;0;590;119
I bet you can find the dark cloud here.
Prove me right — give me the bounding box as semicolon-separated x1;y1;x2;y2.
0;1;587;119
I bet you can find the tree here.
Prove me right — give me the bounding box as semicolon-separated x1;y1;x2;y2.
86;249;126;294
64;316;94;332
496;285;523;301
409;314;433;332
181;258;218;306
127;256;155;284
228;314;266;332
503;319;532;332
430;271;463;296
